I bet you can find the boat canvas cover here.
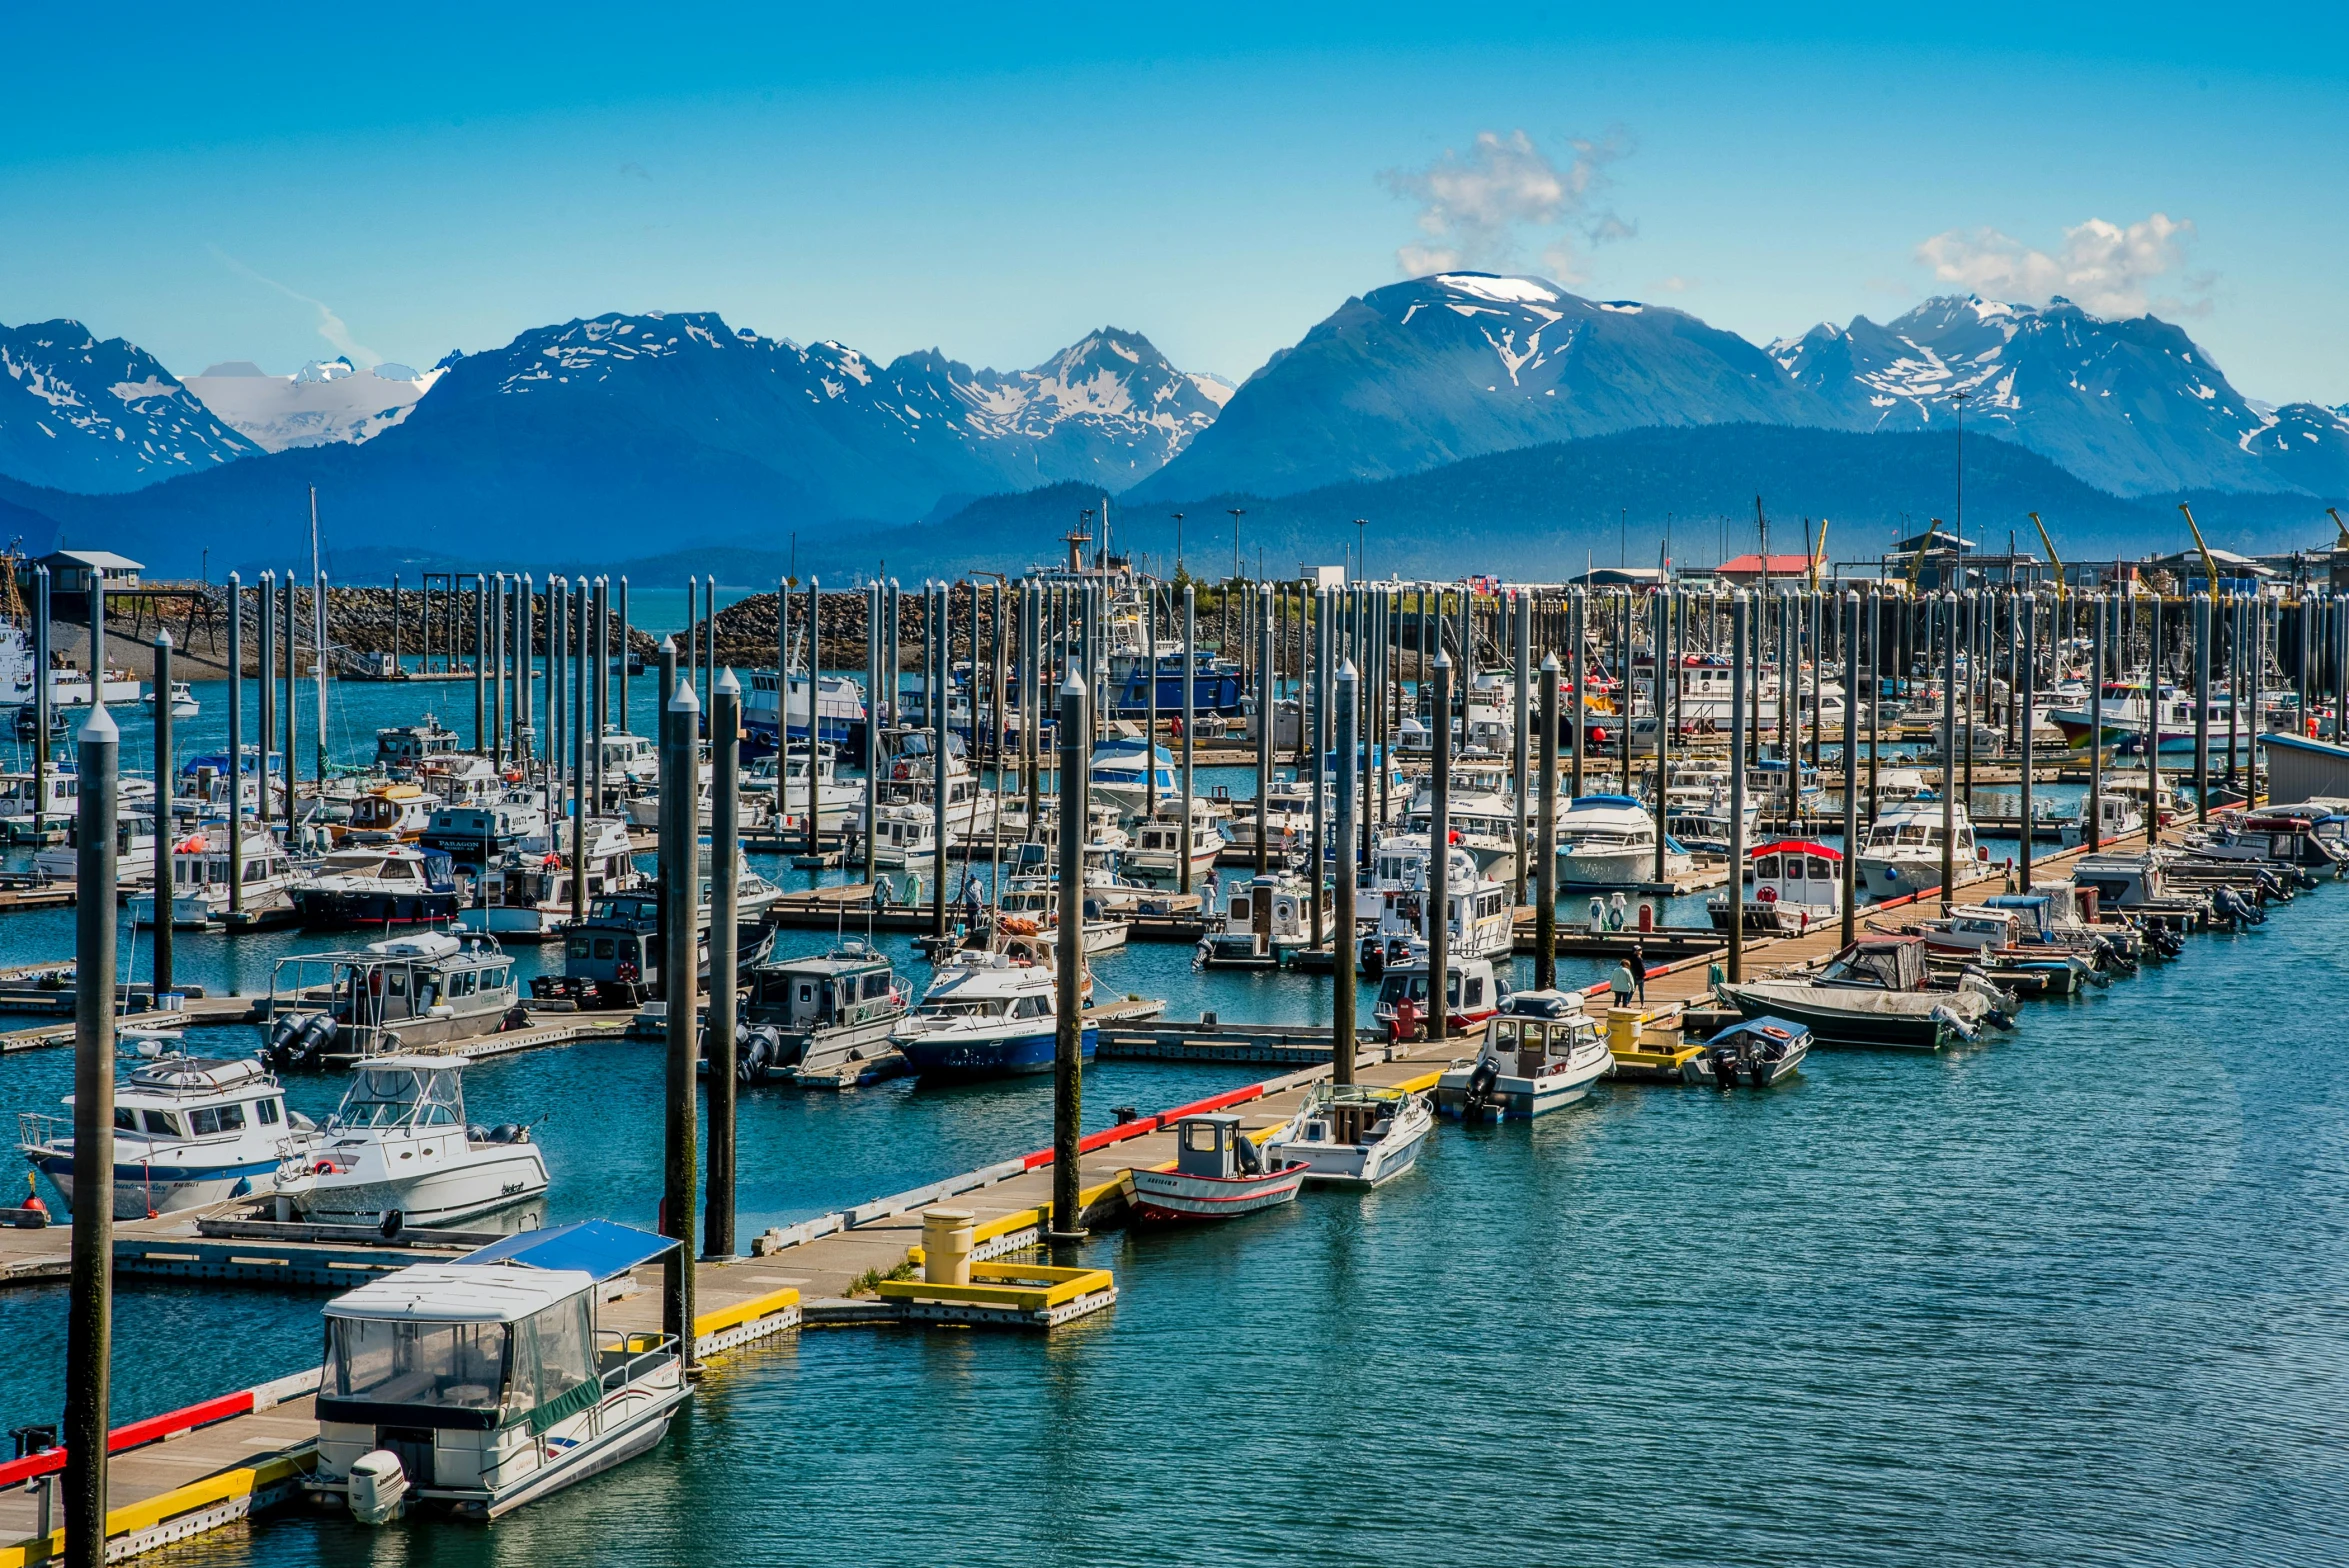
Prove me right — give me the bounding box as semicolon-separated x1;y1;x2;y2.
457;1218;678;1282
1827;938;1926;991
324;1262;592;1324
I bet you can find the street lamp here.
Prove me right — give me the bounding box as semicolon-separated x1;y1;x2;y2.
1228;508;1246;584
1353;518;1366;583
1172;512;1185;578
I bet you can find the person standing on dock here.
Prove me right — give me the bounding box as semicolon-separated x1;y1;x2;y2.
1610;957;1637;1010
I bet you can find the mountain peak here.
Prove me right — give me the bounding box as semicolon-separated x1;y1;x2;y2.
0;318;259;493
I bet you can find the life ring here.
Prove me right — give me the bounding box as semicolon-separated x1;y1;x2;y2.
892;761;912;780
312;1159;336;1175
1756;886;1777;903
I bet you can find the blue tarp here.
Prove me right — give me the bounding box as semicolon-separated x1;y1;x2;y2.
457;1219;678;1281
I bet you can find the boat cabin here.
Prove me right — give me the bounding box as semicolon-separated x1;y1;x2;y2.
346;785;435;844
1484;990;1599;1074
267;932;518;1064
376;719;462;774
21;1053;298;1218
1172;1113;1253;1180
309;1220;687;1522
746;943;906;1034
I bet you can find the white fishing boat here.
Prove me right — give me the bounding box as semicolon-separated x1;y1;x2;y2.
1358;835;1513;973
1708;839;1844;936
1196;872;1313;969
1435;989;1610;1120
20;1049;311;1217
141;680;199;718
1127;1112;1308;1222
1556;794;1690;887
1374;951;1511;1040
1263;1083;1435;1187
892;948;1095;1080
746;743;863;831
1124;797;1226;880
869;802;938;868
995;875;1129;956
456;816;643;939
306;1221;690;1522
129;825;302;927
274;1055;547;1227
35;808;158;885
1853;803;1982;898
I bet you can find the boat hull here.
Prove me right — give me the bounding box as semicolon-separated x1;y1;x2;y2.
287;1146;549;1228
27;1151;277;1218
1128;1160;1307;1221
292;888;461;928
898;1024;1098;1080
1268;1111;1434;1186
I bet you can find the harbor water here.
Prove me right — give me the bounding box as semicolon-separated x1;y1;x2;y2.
4;675;2342;1564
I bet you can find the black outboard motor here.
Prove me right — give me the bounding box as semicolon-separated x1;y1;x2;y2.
266;1011;337;1071
736;1023;786;1085
1463;1058;1500;1120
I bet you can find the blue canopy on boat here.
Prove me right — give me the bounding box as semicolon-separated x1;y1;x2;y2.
457;1220;678;1282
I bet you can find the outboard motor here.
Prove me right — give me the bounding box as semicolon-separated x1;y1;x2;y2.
266;1011;337;1070
1463;1058;1500;1119
737;1024;785;1085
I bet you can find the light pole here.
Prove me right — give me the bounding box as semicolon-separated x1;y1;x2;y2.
1228;508;1245;587
1172;512;1184;577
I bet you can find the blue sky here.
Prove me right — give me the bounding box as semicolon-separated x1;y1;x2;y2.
6;3;2346;402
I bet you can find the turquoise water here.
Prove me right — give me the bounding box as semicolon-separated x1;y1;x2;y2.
5;672;2344;1563
10;883;2337;1566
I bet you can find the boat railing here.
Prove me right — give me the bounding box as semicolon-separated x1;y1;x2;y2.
17;1110;64;1152
593;1329;680;1392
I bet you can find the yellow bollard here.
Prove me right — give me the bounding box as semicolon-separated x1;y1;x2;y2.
921;1208;974;1285
1606;1007;1645;1056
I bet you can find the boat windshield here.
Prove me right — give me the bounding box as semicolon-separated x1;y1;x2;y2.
919;999;1009;1019
325;1317;507;1410
333;1066;465;1129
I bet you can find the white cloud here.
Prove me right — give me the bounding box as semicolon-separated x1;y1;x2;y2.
1382;129;1633;285
1913;213;2214;319
208;246;383;367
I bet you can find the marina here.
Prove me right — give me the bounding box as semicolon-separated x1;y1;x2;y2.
2;556;2344;1568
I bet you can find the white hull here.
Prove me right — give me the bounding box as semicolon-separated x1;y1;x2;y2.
1558;845;1689;886
286;1145;548;1228
1268;1106;1434;1187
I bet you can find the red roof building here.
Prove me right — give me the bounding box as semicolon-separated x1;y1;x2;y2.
1713;553;1821;584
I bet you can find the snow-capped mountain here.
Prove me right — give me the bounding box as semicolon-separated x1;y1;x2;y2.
182;357;444;452
7;311;1236;569
1769;296;2349;497
438;311;1222;510
1143;277;2349;505
0;321;259;492
1136;273;1812;500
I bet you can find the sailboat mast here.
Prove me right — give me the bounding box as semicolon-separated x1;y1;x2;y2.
310;486;328;794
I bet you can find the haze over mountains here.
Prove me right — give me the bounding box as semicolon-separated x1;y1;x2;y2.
0;272;2342;577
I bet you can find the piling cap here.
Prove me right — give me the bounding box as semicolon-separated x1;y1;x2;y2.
658;635;676;653
1541;651;1559;672
154;629;172;649
81;702;117;741
715;666;740;696
1060;672;1085;699
669;675;701;712
1337;657;1357;681
1431;649;1451;669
